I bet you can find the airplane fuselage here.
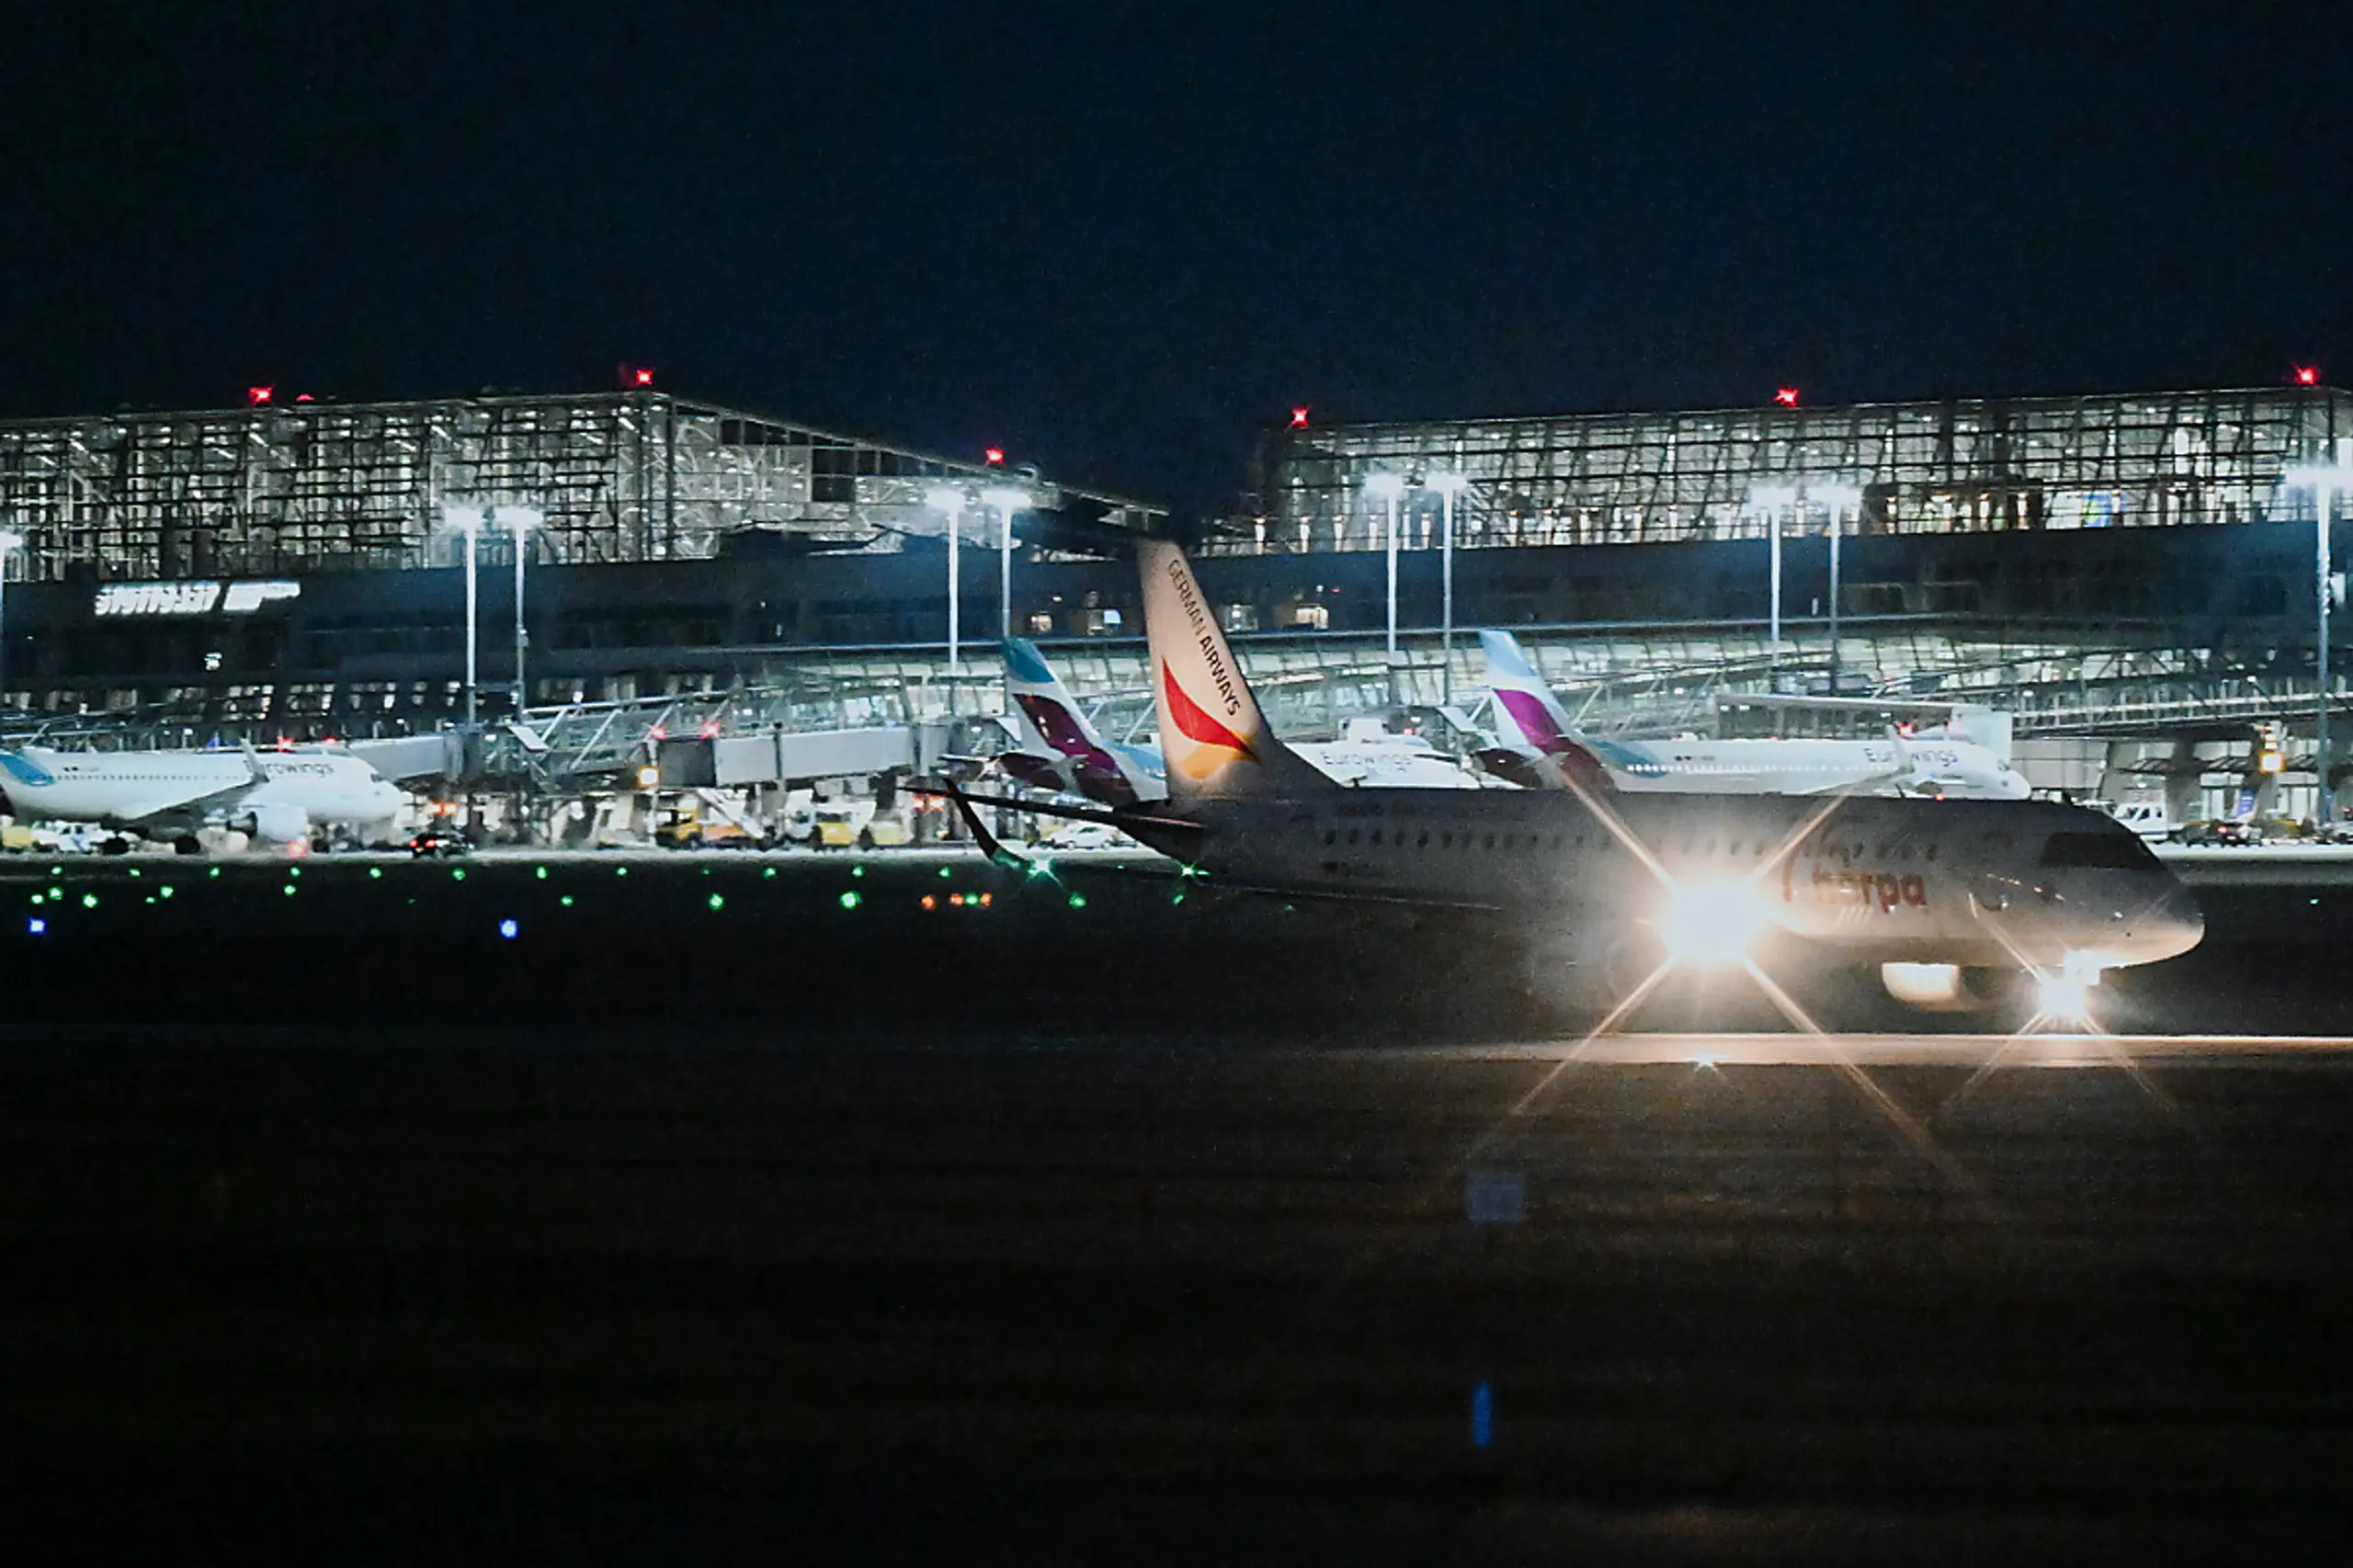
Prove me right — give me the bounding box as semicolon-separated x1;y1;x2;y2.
1124;790;2200;972
0;747;405;838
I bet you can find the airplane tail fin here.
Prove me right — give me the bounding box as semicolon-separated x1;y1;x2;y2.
1477;629;1615;791
1000;637;1160;804
1138;540;1328;801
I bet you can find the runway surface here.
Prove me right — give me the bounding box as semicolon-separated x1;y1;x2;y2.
6;851;2353;1559
1419;1029;2353;1064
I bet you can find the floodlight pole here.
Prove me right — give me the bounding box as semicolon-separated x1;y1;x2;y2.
982;487;1029;643
1808;484;1863;698
462;521;480;726
1384;490;1401;656
494;506;539;721
514;537;528;718
1827;500;1843;694
0;528;18;714
927;487;968;716
2321;476;2335;825
1427;471;1465;705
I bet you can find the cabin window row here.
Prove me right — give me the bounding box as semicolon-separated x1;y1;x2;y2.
1323;824;1589;853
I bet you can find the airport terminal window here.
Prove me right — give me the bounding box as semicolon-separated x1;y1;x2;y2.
2038;832;2156;869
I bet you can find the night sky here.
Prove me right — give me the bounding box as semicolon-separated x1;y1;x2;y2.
4;4;2347;519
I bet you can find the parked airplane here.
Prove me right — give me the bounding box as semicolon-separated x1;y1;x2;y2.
0;743;406;852
935;546;2200;1019
1477;629;2029;800
995;637;1474;805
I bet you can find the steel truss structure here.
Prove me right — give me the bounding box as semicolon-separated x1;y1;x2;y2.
0;392;1163;582
1224;388;2353;555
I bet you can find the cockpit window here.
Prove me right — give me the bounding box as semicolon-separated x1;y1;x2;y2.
2038;831;2157;870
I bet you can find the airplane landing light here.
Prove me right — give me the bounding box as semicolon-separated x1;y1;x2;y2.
1658;878;1771;967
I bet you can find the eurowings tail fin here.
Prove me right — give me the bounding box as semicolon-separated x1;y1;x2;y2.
1000;637;1161;803
1138;540;1328;801
1477;629;1615;791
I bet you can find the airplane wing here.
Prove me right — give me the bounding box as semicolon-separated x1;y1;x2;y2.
108;775;264;833
911;783;1201;835
919;780;1503;910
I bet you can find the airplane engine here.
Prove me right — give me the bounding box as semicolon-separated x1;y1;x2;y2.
1880;961;2005;1013
243;803;313;846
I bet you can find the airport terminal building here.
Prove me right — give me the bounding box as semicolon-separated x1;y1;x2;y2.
1;383;2347;817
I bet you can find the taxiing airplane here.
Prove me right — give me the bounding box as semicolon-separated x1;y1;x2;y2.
1477;629;2029;800
934;544;2200;1019
0;743;406;853
995;637;1474;805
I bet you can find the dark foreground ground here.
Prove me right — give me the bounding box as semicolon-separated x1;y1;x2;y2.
4;853;2352;1562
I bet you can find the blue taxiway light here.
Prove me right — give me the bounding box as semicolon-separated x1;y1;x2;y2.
499;918;518;939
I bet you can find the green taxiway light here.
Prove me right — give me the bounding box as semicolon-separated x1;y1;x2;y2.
282;884;297;897
561;895;575;907
144;897;155;905
850;866;864;879
25;894;39;906
938;866;952;879
1067;892;1087;910
763;867;778;879
536;866;548;880
81;892;98;908
159;886;173;898
708;893;725;911
368;868;381;879
451;868;467;881
616;867;629;877
209;868;221;878
127;867;142;878
47;888;62;902
289;866;301;878
839;890;862;910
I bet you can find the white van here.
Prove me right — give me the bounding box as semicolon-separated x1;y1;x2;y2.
2093;800;2176;843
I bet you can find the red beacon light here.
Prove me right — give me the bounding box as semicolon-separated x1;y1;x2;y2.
247;385;273;406
634;367;654;387
698;718;721;738
1290;405;1311;428
983;447;1006;466
648;723;668;742
2297;365;2321;386
1773;387;1800;407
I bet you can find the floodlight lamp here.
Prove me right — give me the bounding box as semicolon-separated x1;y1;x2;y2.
1747;484;1799;509
1362;472;1405;500
492;505;542;534
2283;463;2353;491
925;485;967;515
1810;483;1864;510
1424;469;1469;495
440;503;487;534
980;487;1029;514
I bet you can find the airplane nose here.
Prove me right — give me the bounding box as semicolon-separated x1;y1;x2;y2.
2136;885;2205;962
